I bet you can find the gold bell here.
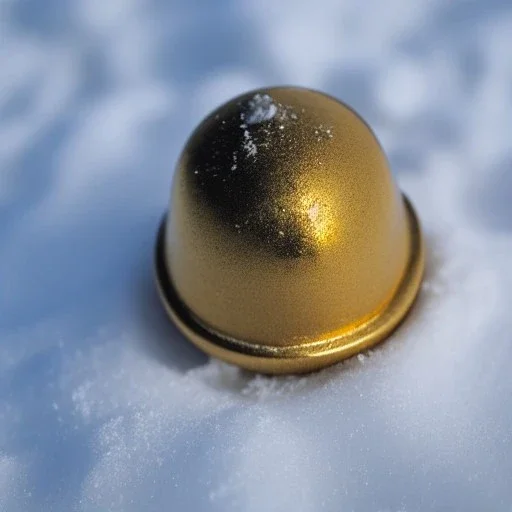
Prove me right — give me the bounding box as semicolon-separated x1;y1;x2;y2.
155;87;425;374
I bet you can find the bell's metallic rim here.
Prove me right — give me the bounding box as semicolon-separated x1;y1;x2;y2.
154;194;424;374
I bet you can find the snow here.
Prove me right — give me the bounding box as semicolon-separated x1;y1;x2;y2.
1;0;512;511
244;94;278;125
242;129;258;158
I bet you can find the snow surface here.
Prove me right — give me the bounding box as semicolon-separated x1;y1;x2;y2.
1;0;512;510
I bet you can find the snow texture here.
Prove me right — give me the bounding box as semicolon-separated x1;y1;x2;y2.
1;0;512;511
243;94;278;125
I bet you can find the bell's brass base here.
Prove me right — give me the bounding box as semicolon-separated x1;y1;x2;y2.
155;196;424;375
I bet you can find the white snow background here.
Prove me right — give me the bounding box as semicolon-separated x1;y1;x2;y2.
1;0;512;510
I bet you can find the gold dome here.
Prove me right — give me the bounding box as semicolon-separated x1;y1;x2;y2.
155;87;424;374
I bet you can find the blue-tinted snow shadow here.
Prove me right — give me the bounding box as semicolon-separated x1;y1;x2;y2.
467;156;512;232
0;344;94;509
